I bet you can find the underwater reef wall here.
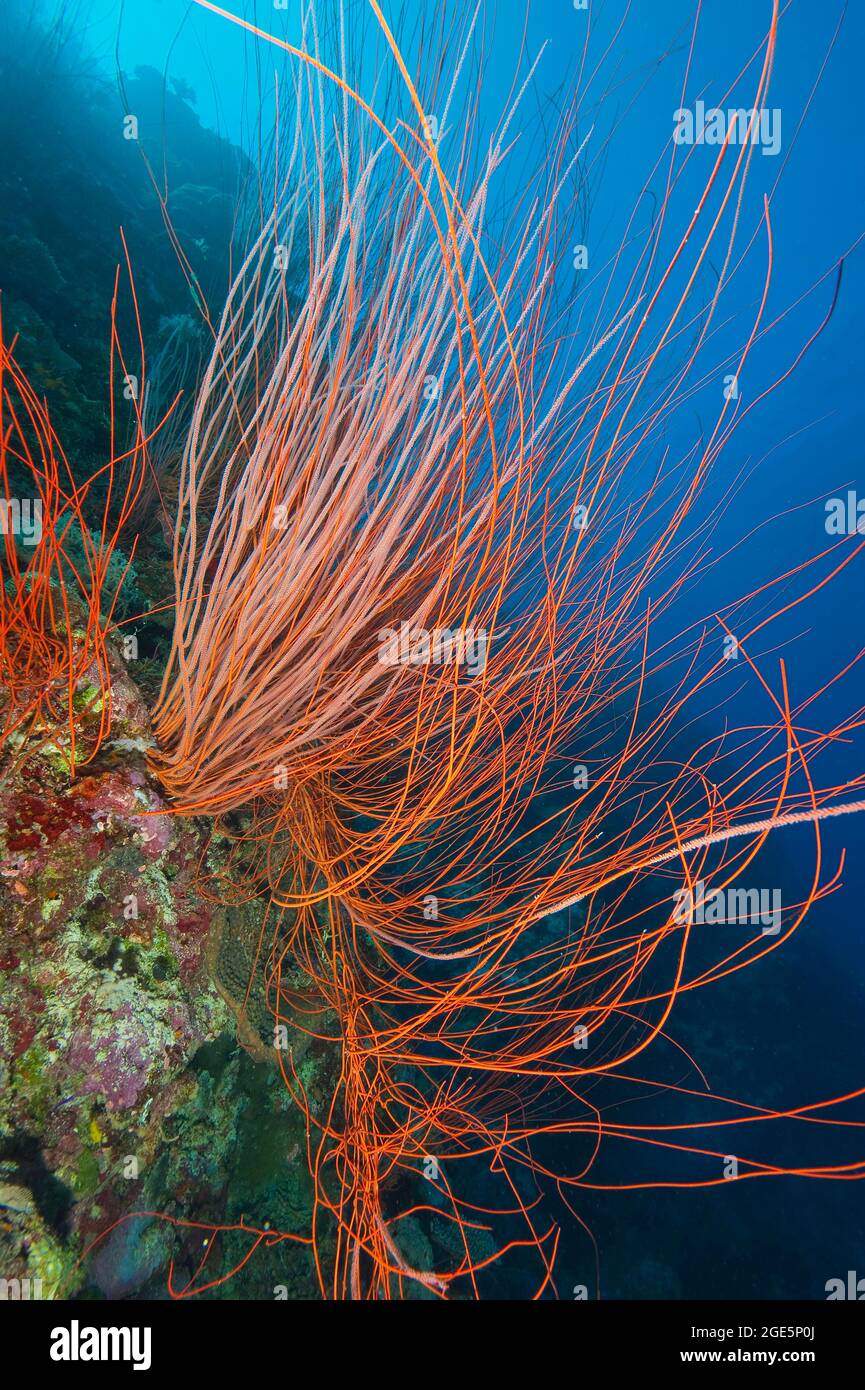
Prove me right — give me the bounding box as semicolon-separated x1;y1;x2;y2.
0;621;333;1299
0;629;224;1293
0;8;331;1296
0;0;248;467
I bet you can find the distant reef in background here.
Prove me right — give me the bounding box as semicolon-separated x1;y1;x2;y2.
0;0;250;467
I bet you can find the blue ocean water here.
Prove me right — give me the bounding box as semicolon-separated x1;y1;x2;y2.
19;0;865;1298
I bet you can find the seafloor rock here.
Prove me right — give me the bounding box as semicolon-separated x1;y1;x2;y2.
0;642;232;1294
0;634;339;1300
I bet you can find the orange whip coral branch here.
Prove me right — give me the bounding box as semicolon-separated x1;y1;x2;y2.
0;252;149;770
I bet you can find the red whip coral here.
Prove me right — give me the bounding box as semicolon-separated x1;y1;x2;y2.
147;0;865;1298
0;252;151;772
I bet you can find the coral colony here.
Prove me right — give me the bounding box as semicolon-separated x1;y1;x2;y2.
1;0;863;1303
